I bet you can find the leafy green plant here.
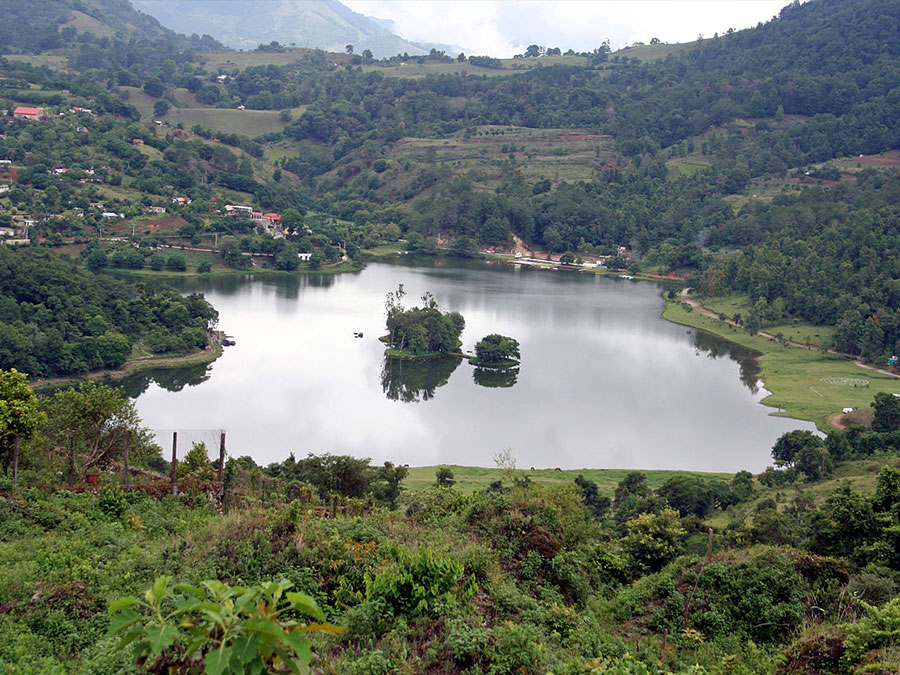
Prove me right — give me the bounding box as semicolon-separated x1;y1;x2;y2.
364;547;476;619
842;597;900;666
108;576;343;674
97;487;129;519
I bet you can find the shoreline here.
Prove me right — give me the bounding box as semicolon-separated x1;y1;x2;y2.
661;294;900;431
30;333;225;391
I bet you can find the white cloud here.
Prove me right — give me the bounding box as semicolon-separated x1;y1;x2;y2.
344;0;792;56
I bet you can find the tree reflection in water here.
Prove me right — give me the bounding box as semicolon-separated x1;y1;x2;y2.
119;363;213;399
472;366;519;389
692;331;761;393
380;355;462;403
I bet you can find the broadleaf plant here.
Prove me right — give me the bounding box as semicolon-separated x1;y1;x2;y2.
109;576;343;673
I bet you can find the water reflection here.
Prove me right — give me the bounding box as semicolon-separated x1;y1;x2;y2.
128;261;820;471
118;363;212;398
473;366;520;389
692;331;761;393
380;355;463;402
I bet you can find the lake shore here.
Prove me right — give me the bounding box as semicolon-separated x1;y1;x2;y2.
662;295;900;431
30;332;225;391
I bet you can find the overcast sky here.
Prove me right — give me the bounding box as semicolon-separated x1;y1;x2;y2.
342;0;793;56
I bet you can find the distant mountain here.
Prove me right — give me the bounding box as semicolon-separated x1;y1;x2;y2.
0;0;222;54
132;0;431;58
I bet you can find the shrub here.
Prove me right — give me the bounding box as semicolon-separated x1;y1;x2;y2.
364;547;477;619
108;577;342;673
97;487;128;518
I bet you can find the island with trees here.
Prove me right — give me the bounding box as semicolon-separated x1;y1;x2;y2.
382;286;465;359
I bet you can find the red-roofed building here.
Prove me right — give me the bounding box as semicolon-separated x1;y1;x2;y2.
13;107;43;121
263;213;281;223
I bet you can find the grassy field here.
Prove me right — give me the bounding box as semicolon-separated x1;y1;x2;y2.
613;40;701;62
664;299;900;429
696;293;836;349
198;50;316;71
65;9;116;38
164;107;298;136
666;156;713;178
402;465;734;495
362;62;512;78
120;86;304;135
2;53;71;70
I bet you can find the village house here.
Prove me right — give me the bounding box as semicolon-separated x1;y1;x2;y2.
171;197;192;205
224;204;253;215
132;138;144;146
13;106;43;121
145;206;166;214
297;252;312;261
0;185;9;194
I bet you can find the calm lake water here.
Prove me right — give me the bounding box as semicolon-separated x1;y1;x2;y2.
123;259;816;472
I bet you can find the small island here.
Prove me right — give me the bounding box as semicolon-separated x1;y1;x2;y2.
381;286;465;358
469;334;521;368
381;286;522;399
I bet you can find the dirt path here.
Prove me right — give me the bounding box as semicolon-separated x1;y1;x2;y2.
678;288;899;379
31;335;223;389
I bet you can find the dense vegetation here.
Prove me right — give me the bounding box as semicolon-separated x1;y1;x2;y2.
3;0;900;670
382;287;465;356
0;247;218;377
2;373;900;672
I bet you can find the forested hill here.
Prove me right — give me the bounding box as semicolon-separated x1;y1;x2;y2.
0;0;223;56
2;0;900;359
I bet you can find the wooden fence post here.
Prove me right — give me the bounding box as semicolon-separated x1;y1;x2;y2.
122;435;130;489
218;431;225;484
707;528;714;563
218;431;226;508
170;432;178;495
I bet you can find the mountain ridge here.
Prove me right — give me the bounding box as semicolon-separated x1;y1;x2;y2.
132;0;433;58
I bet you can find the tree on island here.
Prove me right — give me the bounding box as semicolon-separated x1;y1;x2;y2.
384;288;465;356
474;334;520;365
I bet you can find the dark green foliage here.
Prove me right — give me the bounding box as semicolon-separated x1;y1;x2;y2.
97;487;128;519
574;474;610;518
474;334;520;364
383;292;464;355
771;430;833;481
435;466;455;487
362;547;476;619
0;248;217;377
872;392;900;432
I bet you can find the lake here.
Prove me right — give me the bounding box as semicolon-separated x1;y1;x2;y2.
123;259;817;472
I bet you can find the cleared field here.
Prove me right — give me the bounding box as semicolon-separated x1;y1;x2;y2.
698;293;836;350
2;53;71;70
120;87;303;135
64;10;117;38
119;86;159;118
615;40;702;62
164;108;293;136
402;465;733;495
385;126;618;190
198;50;315;71
666;157;712;178
362;62;511;78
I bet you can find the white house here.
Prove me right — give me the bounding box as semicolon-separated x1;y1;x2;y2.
297;252;312;261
